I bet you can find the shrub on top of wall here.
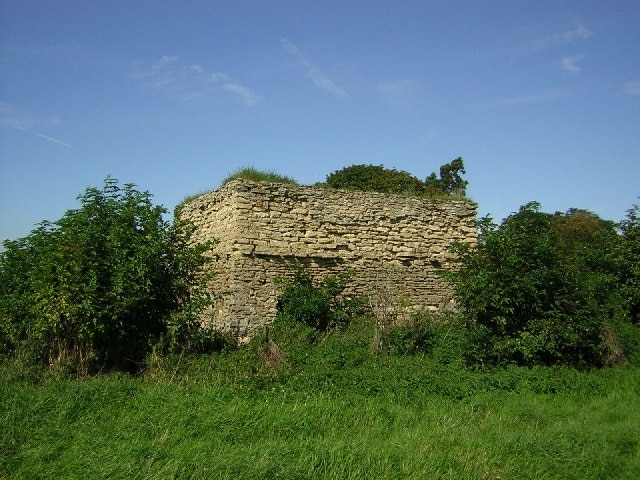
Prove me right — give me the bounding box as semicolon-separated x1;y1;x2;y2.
325;158;468;198
325;164;425;195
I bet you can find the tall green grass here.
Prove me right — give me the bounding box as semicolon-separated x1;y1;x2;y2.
2;316;639;479
220;166;298;187
177;167;298;206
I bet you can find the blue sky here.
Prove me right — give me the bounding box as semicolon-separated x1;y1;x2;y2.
1;1;639;242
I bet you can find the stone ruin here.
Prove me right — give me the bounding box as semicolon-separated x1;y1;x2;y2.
179;179;477;340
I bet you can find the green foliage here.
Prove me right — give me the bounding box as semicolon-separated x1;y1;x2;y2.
384;317;437;356
275;262;364;332
617;202;640;324
178;167;297;206
325;158;468;198
2;337;639;479
0;178;214;374
383;312;469;363
221;166;297;187
423;156;468;196
325;164;425;195
447;202;615;368
550;208;623;317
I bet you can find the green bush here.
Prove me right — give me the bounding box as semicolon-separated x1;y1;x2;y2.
275;262;364;332
385;323;434;356
0;178;214;374
325;164;425;195
382;314;437;356
447;202;613;368
381;312;468;363
325;158;468;198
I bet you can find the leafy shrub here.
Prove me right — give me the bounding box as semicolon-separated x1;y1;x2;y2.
384;322;435;356
447;202;612;368
382;311;468;363
275;262;364;332
325;158;468;198
0;178;214;374
325;164;425;195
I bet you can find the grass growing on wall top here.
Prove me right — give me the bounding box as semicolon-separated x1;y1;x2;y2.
220;166;298;187
178;167;298;206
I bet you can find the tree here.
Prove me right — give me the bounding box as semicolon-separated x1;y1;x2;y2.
447;202;609;368
424;157;467;196
549;209;621;309
0;178;213;373
618;202;640;323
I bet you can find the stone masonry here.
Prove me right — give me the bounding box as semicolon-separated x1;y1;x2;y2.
179;179;477;339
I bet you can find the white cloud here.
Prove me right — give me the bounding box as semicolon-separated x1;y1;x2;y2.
623;81;640;96
560;55;583;74
281;39;347;97
133;56;263;107
223;83;263;107
563;25;592;42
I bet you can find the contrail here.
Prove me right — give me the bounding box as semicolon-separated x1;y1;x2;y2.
14;125;75;149
281;39;347;97
35;132;74;149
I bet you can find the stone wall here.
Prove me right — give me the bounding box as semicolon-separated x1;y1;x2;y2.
179;179;477;339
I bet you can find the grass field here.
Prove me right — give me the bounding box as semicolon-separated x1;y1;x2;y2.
2;318;639;479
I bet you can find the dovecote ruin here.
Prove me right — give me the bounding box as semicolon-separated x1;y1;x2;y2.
179;180;477;340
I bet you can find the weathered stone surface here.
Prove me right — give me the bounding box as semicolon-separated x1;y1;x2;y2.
179;179;477;339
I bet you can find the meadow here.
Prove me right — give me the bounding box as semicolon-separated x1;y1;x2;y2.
2;317;639;480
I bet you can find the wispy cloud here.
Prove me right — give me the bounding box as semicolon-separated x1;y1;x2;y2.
281;39;347;97
421;130;437;143
132;56;263;107
377;79;422;107
623;81;640;96
562;25;592;42
533;24;592;52
222;83;263;107
0;102;60;130
508;22;592;60
489;89;572;108
560;55;583;74
0;103;74;149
